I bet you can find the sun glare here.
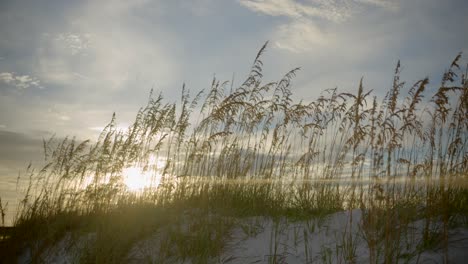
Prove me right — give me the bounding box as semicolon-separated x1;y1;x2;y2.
122;155;165;191
122;167;148;191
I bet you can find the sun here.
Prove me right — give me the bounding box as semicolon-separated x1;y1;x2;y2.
122;167;148;191
121;156;165;191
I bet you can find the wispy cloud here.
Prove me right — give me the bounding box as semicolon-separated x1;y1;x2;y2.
55;33;92;55
273;19;329;53
0;72;43;90
239;0;303;18
356;0;399;9
239;0;399;53
239;0;398;22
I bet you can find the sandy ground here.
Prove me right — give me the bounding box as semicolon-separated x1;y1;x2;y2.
19;209;468;263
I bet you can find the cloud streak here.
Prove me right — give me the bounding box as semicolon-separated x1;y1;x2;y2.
0;72;42;90
55;33;92;55
239;0;399;22
273;19;329;53
239;0;400;53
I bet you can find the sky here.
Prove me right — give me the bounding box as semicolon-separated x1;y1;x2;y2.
0;0;467;208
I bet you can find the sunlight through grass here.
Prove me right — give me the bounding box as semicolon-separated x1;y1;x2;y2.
122;167;149;191
123;155;164;191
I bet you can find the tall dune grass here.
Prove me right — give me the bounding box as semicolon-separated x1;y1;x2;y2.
1;42;467;263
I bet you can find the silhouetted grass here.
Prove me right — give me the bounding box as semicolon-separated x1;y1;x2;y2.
0;42;467;263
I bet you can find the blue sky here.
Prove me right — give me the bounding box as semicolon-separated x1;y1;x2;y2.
0;0;467;179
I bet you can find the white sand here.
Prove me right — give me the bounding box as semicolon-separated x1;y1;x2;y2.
18;210;468;263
